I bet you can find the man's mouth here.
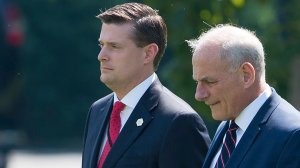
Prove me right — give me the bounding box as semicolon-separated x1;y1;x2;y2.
207;101;219;107
101;66;113;71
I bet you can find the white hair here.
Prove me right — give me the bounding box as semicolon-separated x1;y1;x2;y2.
187;24;265;78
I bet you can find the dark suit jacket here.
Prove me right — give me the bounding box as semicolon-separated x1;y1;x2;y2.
203;89;300;168
82;79;211;168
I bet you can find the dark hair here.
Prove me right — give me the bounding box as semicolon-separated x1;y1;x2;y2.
97;3;167;71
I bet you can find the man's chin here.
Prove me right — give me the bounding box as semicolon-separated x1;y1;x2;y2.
211;112;224;121
100;76;109;84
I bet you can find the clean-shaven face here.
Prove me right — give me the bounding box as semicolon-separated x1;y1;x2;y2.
192;44;244;121
98;23;147;94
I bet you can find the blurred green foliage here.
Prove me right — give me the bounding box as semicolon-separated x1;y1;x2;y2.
1;0;298;147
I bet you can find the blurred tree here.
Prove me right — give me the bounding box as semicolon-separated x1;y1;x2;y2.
0;0;23;130
17;0;108;147
276;0;300;106
0;0;24;166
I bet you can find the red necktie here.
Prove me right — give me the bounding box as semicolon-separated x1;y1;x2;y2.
215;121;239;168
98;101;125;168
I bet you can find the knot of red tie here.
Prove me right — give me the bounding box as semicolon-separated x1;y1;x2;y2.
109;101;125;144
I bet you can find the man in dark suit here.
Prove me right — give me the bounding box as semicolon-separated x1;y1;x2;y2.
187;24;300;168
82;3;211;168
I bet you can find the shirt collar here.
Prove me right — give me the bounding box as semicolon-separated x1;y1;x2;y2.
235;85;272;132
113;73;156;109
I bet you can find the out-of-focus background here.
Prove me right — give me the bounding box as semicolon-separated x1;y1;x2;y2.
0;0;299;167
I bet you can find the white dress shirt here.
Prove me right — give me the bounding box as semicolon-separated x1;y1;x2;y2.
99;73;157;156
210;86;272;168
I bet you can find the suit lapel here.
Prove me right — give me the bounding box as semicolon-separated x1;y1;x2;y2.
103;80;160;168
203;121;228;168
227;89;280;167
91;96;114;168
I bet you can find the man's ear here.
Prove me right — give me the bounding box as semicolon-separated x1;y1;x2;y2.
144;43;158;64
240;62;256;88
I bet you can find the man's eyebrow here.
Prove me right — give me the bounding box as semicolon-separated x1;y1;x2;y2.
97;39;120;46
194;76;209;81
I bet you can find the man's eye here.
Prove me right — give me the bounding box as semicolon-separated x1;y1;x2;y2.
204;80;217;85
207;81;217;85
111;45;119;49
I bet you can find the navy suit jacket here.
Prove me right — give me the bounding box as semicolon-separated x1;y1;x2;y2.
82;79;211;168
203;89;300;168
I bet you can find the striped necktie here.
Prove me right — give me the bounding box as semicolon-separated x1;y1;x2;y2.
215;121;239;168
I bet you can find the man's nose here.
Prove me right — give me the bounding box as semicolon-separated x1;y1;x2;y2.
195;83;209;101
98;47;108;61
